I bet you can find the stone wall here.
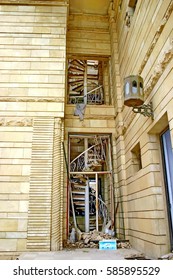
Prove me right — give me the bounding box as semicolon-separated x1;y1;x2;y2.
0;3;67;116
67;14;111;56
0;1;68;252
67;13;112;104
113;0;173;258
0;121;32;251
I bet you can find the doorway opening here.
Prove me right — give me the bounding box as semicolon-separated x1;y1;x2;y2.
68;134;114;236
160;128;173;250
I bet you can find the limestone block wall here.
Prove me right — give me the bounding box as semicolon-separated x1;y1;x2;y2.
0;1;68;252
67;13;111;104
0;121;32;251
0;3;67;117
67;14;111;56
113;0;173;258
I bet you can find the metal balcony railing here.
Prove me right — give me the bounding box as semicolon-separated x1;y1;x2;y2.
69;85;104;105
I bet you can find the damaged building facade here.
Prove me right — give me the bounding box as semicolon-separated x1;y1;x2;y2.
0;0;173;259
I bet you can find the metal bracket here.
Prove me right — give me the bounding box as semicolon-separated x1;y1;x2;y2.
132;102;153;119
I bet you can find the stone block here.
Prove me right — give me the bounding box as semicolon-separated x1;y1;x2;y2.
19;201;29;212
89;120;107;128
6;232;27;239
0;201;19;212
18;220;28;231
0;220;18;231
17;239;27;251
0;239;17;251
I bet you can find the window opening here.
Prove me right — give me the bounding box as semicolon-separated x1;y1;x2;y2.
68;59;104;105
131;142;142;173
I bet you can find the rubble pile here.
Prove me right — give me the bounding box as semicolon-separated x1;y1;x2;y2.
125;253;150;260
65;230;131;249
117;240;131;249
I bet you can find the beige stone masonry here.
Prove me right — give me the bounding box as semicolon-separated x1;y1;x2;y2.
0;1;68;6
0;123;32;251
51;118;64;250
113;0;173;257
27;117;54;251
67;14;111;56
0;2;67;118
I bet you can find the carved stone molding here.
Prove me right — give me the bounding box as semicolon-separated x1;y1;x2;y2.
0;118;33;126
108;1;116;23
138;1;173;75
54;117;62;129
0;97;64;103
0;0;68;6
120;39;173;136
144;39;173;98
65;115;115;120
115;124;127;139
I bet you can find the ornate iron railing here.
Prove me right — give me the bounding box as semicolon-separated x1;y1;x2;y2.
98;195;109;229
70;141;106;172
89;190;109;231
69;85;104;104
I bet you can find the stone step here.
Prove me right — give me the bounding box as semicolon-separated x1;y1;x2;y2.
74;201;85;206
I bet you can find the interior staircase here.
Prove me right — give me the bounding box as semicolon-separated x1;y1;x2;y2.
70;137;107;173
69;136;110;234
71;180;85;216
70;176;108;233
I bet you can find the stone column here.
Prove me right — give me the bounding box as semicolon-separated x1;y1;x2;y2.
51;118;64;250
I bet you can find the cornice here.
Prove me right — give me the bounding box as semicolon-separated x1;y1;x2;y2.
144;39;173;98
138;1;173;75
65;115;115;121
0;0;68;6
118;39;173;138
0;97;64;102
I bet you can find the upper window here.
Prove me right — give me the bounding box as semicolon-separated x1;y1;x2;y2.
67;59;104;105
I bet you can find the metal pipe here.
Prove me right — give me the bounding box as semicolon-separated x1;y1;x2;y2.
70;171;111;175
84;61;87;104
96;173;99;231
84;138;88;170
85;180;90;233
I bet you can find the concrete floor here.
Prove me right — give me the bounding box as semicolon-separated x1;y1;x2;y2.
19;248;142;260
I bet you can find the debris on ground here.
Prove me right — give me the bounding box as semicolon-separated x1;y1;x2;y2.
125;253;150;260
117;240;131;249
158;252;173;260
65;230;131;249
